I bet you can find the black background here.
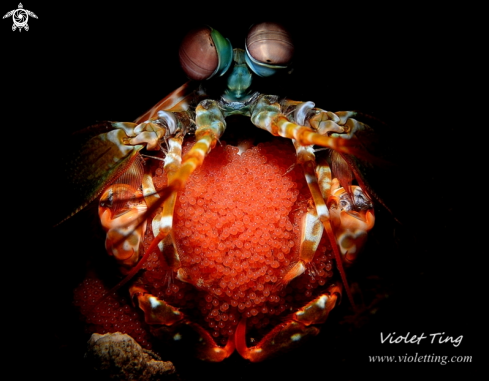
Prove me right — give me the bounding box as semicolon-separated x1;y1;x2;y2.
4;2;480;380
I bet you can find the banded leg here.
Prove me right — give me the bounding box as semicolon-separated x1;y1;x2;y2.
129;284;235;362
118;134;185;287
154;100;225;252
234;283;342;362
97;152;149;274
110;99;227;291
327;179;375;265
293;142;357;308
250;96;375;162
275;102;354;305
277;104;337;282
287;145;374;308
98;184;148;274
261;133;352;308
169;100;226;189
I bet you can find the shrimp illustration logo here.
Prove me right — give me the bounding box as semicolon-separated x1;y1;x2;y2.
3;3;37;32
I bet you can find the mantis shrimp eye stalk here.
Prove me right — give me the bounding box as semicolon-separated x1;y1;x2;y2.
245;22;294;77
67;21;387;366
179;26;233;81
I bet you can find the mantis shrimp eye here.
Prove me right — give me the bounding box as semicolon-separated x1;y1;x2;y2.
245;22;294;77
178;26;233;81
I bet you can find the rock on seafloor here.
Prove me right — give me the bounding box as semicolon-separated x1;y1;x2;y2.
84;332;179;380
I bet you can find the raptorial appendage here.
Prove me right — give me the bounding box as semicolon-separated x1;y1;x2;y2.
327;179;375;265
99;184;148;273
73;22;382;365
88;95;377;362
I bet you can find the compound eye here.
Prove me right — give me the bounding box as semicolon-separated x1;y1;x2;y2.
178;26;233;81
245;22;294;77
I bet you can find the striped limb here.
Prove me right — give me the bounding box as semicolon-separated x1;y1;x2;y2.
234;283;342;362
292;103;377;255
278;102;374;309
281;100;371;142
326;179;375;266
287;146;375;309
128;285;235;362
98;184;148;274
285;141;358;309
251;96;374;161
97;135;182;293
129;283;233;361
304;146;357;307
166;99;226;191
147;135;184;269
111;100;232;362
114;100;226;290
60;121;166;226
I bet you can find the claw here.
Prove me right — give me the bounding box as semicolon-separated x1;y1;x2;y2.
327;179;375;265
235;318;319;362
293;284;342;325
292;142;358;309
95;100;227;298
251;96;375;161
188;322;235;362
98;184;147;272
128;122;167;150
132;290;184;326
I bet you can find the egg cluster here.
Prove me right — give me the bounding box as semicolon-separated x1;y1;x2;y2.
173;141;305;284
75;138;337;349
153;139;335;343
73;276;152;349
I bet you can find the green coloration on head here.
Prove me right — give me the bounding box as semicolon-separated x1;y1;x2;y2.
210;28;233;78
224;49;254;102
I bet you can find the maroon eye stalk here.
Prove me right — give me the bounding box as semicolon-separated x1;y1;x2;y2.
178;22;294;81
